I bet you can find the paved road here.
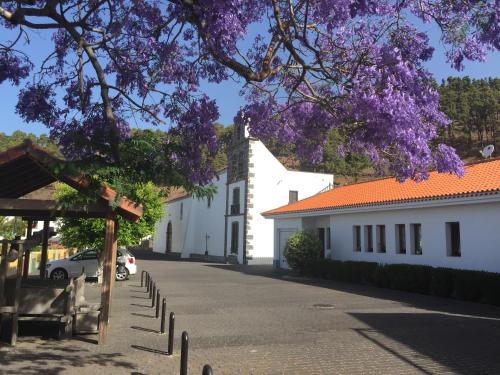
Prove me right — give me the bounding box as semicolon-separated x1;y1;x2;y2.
1;256;500;374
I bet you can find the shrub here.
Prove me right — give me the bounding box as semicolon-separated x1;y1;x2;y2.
430;267;454;297
304;258;500;306
384;264;432;294
284;230;322;272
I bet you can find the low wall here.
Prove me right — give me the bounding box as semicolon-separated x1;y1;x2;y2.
7;248;77;275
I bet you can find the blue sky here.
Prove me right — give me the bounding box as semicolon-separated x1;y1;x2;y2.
0;22;498;136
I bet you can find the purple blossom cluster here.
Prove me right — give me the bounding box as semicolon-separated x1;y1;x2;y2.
0;51;30;85
0;0;498;183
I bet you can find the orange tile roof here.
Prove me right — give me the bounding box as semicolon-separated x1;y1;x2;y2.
263;158;500;216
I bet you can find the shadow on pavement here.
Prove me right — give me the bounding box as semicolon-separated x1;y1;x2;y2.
130;326;159;334
130;312;155;319
0;342;135;375
130;303;152;308
204;263;500;319
131;344;169;356
350;312;500;375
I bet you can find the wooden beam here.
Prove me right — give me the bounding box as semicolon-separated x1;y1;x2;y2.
98;215;118;344
10;243;23;346
39;220;49;279
22;220;33;279
0;198;113;218
0;240;8;306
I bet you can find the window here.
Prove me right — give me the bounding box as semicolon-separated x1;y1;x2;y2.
364;225;373;252
166;222;172;253
317;228;326;258
230;222;239;254
289;190;298;204
376;225;386;253
231;188;240;214
180;203;183;220
446;222;461;257
395;224;406;254
81;250;97;260
326;227;331;250
353;225;361;252
410;224;422;255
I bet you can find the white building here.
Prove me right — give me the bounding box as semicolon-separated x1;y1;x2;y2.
264;159;500;273
152;123;333;264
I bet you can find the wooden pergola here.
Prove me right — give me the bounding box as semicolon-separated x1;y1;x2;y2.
0;139;143;343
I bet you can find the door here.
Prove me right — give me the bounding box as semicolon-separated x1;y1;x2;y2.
278;229;296;269
166;222;172;253
317;228;325;258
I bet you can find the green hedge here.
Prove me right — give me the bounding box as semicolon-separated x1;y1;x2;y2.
304;259;500;306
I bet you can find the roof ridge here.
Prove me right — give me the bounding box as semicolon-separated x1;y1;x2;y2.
263;158;500;216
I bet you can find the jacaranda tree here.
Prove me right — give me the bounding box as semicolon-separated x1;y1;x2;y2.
0;1;498;183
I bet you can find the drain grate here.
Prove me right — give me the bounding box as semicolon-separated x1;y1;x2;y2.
312;303;334;310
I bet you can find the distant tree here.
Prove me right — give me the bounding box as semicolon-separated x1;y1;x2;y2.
438;77;499;156
55;181;163;255
0;130;60;155
212;123;234;171
0;216;27;240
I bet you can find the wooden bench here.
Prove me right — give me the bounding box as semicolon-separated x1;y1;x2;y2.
5;277;76;339
3;273;101;339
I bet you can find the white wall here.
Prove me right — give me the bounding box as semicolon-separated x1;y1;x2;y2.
273;199;500;273
153;172;227;257
248;140;333;263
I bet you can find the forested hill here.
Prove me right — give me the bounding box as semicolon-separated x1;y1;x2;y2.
437;77;499;159
2;76;498;184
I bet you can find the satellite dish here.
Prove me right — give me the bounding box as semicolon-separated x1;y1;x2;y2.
479;145;495;159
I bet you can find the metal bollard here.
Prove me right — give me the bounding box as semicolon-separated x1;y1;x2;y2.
141;270;145;287
155;289;161;318
202;365;213;375
180;331;189;375
150;281;154;299
152;284;156;307
146;273;150;291
167;312;175;355
160;298;167;334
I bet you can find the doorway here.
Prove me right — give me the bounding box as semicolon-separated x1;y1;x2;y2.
166;222;172;253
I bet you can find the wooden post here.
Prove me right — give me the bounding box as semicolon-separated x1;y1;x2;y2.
39;220;50;279
0;240;8;306
10;243;23;346
23;220;33;279
98;215;118;344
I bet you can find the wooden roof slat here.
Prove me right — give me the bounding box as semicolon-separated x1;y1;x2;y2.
0;140;143;222
0;198;114;218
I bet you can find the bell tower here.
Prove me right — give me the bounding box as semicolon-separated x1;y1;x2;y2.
227;122;249;183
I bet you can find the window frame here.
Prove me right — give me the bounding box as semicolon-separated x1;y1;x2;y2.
446;222;461;257
376;225;386;253
353;225;361;252
395;224;406;254
326;227;331;250
364;225;373;252
410;223;423;255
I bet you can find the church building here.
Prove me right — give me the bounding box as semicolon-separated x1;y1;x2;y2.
152;123;333;264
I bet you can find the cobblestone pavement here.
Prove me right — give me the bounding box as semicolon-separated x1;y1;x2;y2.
2;255;500;375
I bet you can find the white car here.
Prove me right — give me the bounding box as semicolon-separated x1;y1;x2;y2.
46;248;137;281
